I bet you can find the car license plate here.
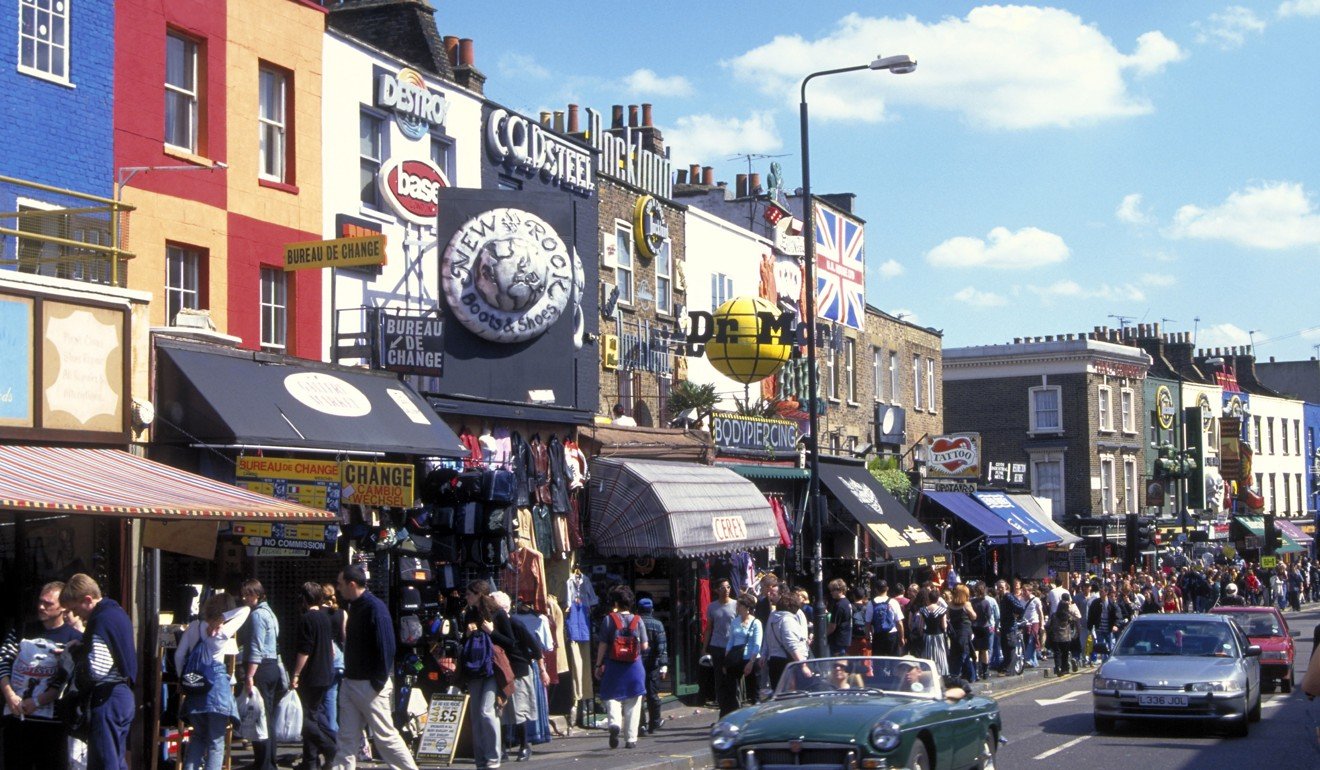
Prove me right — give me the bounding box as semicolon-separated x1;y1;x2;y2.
1137;694;1187;707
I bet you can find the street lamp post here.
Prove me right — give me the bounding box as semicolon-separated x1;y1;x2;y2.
800;53;915;658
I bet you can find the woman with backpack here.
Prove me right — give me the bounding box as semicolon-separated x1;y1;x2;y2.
174;593;249;770
1048;593;1081;676
462;580;520;770
594;585;648;749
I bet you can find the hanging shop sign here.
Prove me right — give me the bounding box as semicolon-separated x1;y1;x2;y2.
1155;385;1175;430
222;521;339;558
341;460;415;508
924;432;982;480
685;296;796;383
379;157;449;226
236;456;342;513
632;195;669;259
284;235;386;271
710;412;799;460
374;65;450;141
375;311;444;375
484;107;593;194
585;107;672;198
712;515;749;543
440;207;584;344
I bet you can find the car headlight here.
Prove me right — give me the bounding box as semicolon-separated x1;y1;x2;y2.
870;721;902;752
1260;651;1288;661
1187;681;1235;692
1093;677;1138;691
710;722;740;751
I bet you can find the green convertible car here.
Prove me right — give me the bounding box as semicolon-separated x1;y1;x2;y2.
710;657;1002;770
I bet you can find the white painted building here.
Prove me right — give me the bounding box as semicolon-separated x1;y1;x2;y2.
319;30;483;364
1244;393;1308;516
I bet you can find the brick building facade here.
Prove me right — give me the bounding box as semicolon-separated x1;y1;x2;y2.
861;306;944;461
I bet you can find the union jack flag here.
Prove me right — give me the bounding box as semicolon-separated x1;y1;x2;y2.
813;204;865;329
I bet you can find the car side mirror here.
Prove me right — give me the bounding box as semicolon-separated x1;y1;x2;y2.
1245;645;1262;658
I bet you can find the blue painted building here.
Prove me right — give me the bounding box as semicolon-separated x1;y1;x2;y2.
1306;402;1320;527
1;0;118;280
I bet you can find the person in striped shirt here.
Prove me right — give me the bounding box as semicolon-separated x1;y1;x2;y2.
60;574;136;770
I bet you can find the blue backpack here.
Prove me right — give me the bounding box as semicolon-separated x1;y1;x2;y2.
179;638;215;696
461;631;494;678
871;599;897;635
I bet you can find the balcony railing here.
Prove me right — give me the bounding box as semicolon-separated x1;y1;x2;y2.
0;175;134;287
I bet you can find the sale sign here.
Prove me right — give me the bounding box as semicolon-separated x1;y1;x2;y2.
924;432;982;480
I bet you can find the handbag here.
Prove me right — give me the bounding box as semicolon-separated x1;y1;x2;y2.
458;502;484;536
491;644;515;697
398;556;432;582
399;615;424;646
482;468;516;505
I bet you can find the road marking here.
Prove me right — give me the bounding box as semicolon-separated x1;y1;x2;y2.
1033;734;1092;760
1034;689;1090;706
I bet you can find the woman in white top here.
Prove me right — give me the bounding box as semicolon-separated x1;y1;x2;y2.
764;591;809;692
174;594;250;770
1021;587;1044;667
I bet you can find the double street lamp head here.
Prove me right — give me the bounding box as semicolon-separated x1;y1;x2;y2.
870;53;918;74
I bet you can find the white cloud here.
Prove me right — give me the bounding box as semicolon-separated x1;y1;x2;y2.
622;69;693;98
952;286;1008;307
878;259;905;279
662;112;781;168
496;53;550;80
1168;181;1320;249
1116;193;1153;224
726;7;1186;129
1028;280;1146;303
1194;6;1267;49
1140;272;1177;287
1279;0;1320;17
925;226;1070;269
1198;323;1253;348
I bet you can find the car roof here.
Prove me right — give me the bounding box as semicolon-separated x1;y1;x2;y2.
1130;613;1234;623
1208;606;1277;614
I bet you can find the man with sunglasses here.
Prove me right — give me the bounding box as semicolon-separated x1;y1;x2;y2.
0;582;83;770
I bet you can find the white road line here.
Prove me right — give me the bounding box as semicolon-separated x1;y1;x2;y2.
1033;734;1092;760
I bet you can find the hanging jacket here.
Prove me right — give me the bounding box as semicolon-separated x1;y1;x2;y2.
546;435;572;514
510;431;532;506
529;435;552;506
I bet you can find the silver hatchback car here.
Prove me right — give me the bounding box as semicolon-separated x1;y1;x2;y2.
1092;613;1262;737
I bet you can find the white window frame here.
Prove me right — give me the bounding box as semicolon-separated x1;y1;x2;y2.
889;351;900;404
614;220;633;306
926;358;936;414
710;272;733;312
429;132;455;183
825;335;838;401
654;239;672;315
1122;457;1137;514
1267;417;1275;455
260;266;287;350
1097;384;1113;432
1120;387;1135;433
165;244;201;325
844;337;856;403
165;31;200;152
1029;450;1066;517
18;0;70;83
912;355;922;411
1283;473;1291;514
1282;419;1290;455
359;109;386;209
258;65;287;182
1099;455;1116;515
1029;385;1062;433
872;347;882;403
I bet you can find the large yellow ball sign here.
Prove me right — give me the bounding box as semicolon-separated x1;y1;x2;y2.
705;296;793;384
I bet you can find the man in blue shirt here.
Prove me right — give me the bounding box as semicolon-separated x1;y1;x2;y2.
61;574;136;770
326;565;417;770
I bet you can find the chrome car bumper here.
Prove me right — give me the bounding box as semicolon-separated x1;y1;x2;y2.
1092;690;1247;720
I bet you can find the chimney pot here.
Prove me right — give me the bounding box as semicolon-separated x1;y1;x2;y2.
1013;338;1022;344
749;172;762;194
735;174;748;198
612;105;625;129
459;38;475;67
702;166;715;186
689;163;701;182
675;169;688;184
553;110;565;132
539;111;552;126
628;105;639;127
443;36;460;66
567;104;580;133
642;103;653;127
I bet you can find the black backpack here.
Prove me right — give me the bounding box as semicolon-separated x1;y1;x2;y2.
179;637;215;696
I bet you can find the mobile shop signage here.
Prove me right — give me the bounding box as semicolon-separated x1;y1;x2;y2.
924;432;982;480
236;456;342;512
485;107;594;194
417;693;468;761
379;157;449;226
374;65;449;141
375;311;444;375
584;107;672;198
284;235;386;271
710;412;798;460
341;460;415;507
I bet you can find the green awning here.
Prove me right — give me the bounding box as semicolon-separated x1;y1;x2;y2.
721;463;810;480
1233;516;1304;553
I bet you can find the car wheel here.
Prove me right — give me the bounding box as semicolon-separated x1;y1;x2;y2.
974;729;997;769
906;740;931;770
1248;690;1262;723
1094;715;1115;733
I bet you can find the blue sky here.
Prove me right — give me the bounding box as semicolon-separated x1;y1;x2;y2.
437;1;1320;362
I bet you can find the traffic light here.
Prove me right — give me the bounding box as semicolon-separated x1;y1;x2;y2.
1133;515;1156;552
1262;513;1279;555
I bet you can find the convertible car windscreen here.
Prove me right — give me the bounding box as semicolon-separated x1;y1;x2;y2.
775;657;941;699
1117;621;1240;657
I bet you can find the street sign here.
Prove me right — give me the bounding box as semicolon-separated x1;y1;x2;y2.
1261;556;1277;569
284;235;386;271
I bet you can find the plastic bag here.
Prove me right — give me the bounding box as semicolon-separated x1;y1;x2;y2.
236;688;268;741
273;690;304;744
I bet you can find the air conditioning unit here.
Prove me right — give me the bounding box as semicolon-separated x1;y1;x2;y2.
602;334;620;371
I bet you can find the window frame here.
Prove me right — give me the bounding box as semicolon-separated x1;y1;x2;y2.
654;238;672;315
258;64;289;183
1120;387;1135;433
1122;457;1137;514
926;357;936;414
1281;418;1290;455
1099;455;1116;515
429;131;455;184
872;347;882;403
1267;417;1275;455
912;354;922;411
1030;452;1066;517
614;220;634;306
165;243;203;325
1097;384;1113;432
1283;473;1291;514
844;337;857;403
710;272;733;313
825;332;838;402
888;351;900;404
18;0;71;83
165;31;201;153
259;265;288;350
1029;385;1063;434
358;108;387;210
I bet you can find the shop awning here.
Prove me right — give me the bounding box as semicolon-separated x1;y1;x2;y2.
587;458;779;558
156;344;467;457
970;491;1062;546
722;463;810;480
923;491;1018;545
1233;516;1305;553
1276;519;1313;545
1008;494;1083;547
428;395;595;426
817;464;948;568
577;424;712;463
0;446;335;520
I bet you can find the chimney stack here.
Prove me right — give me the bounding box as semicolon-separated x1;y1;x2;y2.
749;172;762;194
567;104;579;133
458;38;475;67
702;166;715;186
628;104;639;127
735;174;748;198
642;103;653;127
675;168;688;184
443;36;460;66
612;105;625;129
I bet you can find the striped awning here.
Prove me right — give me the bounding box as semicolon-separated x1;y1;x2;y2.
0;446;336;520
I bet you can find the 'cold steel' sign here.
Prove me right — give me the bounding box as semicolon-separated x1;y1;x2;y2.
485;107;594;195
379;157;448;226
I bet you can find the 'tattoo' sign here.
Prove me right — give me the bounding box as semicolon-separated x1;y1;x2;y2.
379;157;449;226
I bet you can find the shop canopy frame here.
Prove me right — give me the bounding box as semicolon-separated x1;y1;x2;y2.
817;462;949;569
587;457;779;558
969;491;1063;547
923;491;1024;546
0;445;334;520
1007;493;1083;548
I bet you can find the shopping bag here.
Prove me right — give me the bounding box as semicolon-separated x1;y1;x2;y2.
236;688;268;741
273;690;304;744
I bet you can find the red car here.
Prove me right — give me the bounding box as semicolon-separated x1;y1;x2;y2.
1210;606;1295;691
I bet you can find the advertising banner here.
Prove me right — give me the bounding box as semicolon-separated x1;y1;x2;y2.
924;433;983;480
236;456;341;513
341;460;415;507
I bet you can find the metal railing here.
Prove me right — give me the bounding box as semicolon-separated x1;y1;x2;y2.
0;175;135;287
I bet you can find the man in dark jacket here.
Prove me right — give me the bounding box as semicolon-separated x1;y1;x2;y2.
636;598;668;734
60;574;136;770
996;580;1025;674
1087;587;1128;662
326;565;417;770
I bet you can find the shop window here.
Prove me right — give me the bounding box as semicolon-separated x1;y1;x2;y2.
926;358;936;414
1097;385;1113;432
165;31;201;152
359;110;386;209
1029;385;1062;433
911;355;922;411
710;272;732;313
260;266;287;350
844;337;856;403
1120;388;1135;433
1031;454;1065;517
1122;457;1137;514
258;64;289;183
1099;456;1115;515
872;347;882;403
889;351;899;404
614;221;633;305
18;0;69;82
166;243;205;325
